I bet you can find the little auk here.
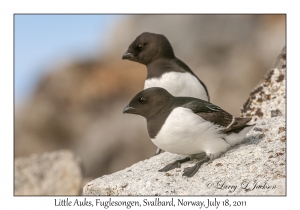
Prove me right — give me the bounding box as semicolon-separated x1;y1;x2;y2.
123;87;254;177
122;32;210;155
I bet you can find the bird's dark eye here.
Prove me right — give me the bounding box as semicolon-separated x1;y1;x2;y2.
139;97;146;104
138;44;143;50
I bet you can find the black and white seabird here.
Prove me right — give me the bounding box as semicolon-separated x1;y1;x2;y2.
122;32;210;155
123;87;255;177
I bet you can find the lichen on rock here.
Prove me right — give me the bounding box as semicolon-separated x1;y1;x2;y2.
241;47;286;122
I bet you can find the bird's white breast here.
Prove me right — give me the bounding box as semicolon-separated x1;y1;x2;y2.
151;107;229;156
144;72;208;101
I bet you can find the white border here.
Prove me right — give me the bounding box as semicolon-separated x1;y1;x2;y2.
1;1;297;209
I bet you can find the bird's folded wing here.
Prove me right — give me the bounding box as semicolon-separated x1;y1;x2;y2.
180;100;252;131
181;101;233;128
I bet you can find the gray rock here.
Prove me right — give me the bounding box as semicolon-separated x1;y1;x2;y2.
83;116;286;196
15;150;82;195
241;47;286;122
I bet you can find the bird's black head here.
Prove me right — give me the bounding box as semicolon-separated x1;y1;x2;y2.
123;87;173;119
122;32;175;65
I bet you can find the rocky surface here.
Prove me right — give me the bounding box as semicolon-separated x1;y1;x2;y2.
15;150;82;195
241;47;286;122
83;116;286;196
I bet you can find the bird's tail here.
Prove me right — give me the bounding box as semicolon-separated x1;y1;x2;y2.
223;123;255;146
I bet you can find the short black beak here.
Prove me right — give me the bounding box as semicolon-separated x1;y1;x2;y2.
122;51;134;60
123;105;135;114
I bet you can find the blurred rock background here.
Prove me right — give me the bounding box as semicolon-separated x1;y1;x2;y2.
14;15;285;191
